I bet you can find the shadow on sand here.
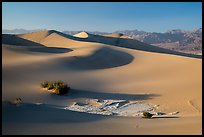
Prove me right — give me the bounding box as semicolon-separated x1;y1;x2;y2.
2;102;111;123
49;89;160;101
152;116;179;119
66;47;134;70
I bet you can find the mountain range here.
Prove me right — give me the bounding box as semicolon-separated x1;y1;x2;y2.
2;28;202;54
114;28;202;54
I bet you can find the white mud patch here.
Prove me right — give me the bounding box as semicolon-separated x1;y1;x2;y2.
64;99;157;117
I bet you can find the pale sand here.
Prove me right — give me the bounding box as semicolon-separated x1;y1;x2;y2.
2;30;202;135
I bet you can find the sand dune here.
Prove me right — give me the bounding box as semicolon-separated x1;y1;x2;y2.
40;32;91;49
74;31;89;38
2;30;202;135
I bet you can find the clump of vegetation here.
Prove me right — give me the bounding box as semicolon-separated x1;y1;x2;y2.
143;112;154;118
40;80;70;95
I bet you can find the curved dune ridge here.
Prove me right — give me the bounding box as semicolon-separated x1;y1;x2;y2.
73;31;89;38
56;46;134;70
2;34;72;54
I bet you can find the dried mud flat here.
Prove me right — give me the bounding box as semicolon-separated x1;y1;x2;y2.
65;98;179;117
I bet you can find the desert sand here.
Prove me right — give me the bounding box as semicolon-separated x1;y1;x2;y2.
2;30;202;135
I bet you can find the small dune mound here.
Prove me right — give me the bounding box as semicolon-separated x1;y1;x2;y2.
68;47;134;70
103;33;124;38
73;31;89;38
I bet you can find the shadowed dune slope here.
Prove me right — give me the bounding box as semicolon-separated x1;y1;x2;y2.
2;44;72;54
57;46;134;70
2;34;44;47
2;34;72;54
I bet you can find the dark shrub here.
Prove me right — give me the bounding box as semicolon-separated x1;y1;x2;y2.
143;112;153;118
41;80;70;95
